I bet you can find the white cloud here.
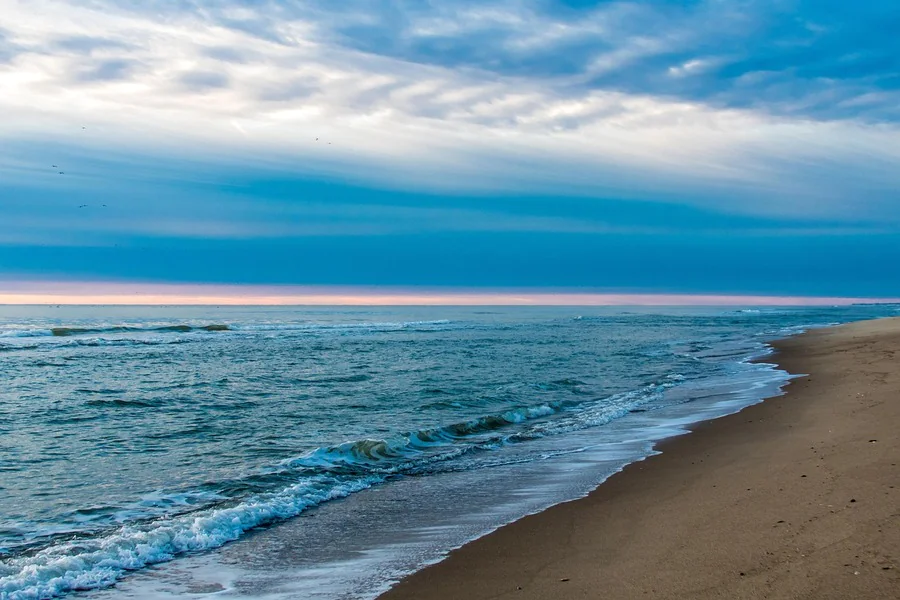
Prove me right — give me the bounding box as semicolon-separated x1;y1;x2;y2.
0;0;899;222
668;58;714;77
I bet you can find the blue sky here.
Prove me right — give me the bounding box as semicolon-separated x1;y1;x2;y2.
1;0;899;298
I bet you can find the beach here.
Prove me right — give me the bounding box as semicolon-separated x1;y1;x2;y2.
380;317;900;599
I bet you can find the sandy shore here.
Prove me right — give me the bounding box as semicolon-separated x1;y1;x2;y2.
379;317;900;599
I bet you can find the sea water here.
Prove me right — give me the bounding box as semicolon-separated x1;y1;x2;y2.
1;304;897;599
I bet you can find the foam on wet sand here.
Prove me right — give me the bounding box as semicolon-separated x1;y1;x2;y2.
380;317;900;600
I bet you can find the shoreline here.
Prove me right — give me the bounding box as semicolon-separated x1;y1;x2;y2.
379;317;900;599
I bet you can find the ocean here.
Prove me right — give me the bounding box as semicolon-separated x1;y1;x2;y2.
1;304;897;600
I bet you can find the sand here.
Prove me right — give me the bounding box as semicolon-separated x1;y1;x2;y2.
379;317;900;600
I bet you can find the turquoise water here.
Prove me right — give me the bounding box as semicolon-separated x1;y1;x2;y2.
0;304;896;599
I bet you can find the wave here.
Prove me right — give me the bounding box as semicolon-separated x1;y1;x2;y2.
0;378;680;599
2;337;195;350
294;373;372;384
230;319;452;333
49;324;230;337
282;378;685;478
0;324;230;339
62;338;193;348
0;475;379;600
0;320;451;343
284;403;563;474
83;398;158;408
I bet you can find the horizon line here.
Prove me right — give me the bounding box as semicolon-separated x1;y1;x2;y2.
0;282;898;306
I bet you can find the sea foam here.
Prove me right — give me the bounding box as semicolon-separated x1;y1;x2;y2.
0;476;379;600
0;382;674;600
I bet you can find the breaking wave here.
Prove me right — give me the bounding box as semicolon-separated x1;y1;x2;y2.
0;320;452;344
0;325;230;339
0;379;678;600
50;324;230;337
0;476;378;600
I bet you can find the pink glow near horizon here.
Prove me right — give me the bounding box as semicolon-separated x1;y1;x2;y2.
0;282;897;306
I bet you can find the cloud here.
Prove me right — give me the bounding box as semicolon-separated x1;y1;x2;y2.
291;0;900;122
0;0;898;225
177;70;230;91
255;79;318;103
73;58;140;82
201;45;259;64
0;26;23;63
53;34;134;55
2;137;896;256
156;0;898;122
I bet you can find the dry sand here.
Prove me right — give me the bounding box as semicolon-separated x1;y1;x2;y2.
379;317;900;600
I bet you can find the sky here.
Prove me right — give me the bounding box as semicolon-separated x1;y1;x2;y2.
1;0;899;303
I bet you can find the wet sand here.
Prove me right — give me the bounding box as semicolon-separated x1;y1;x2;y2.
379;317;900;599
